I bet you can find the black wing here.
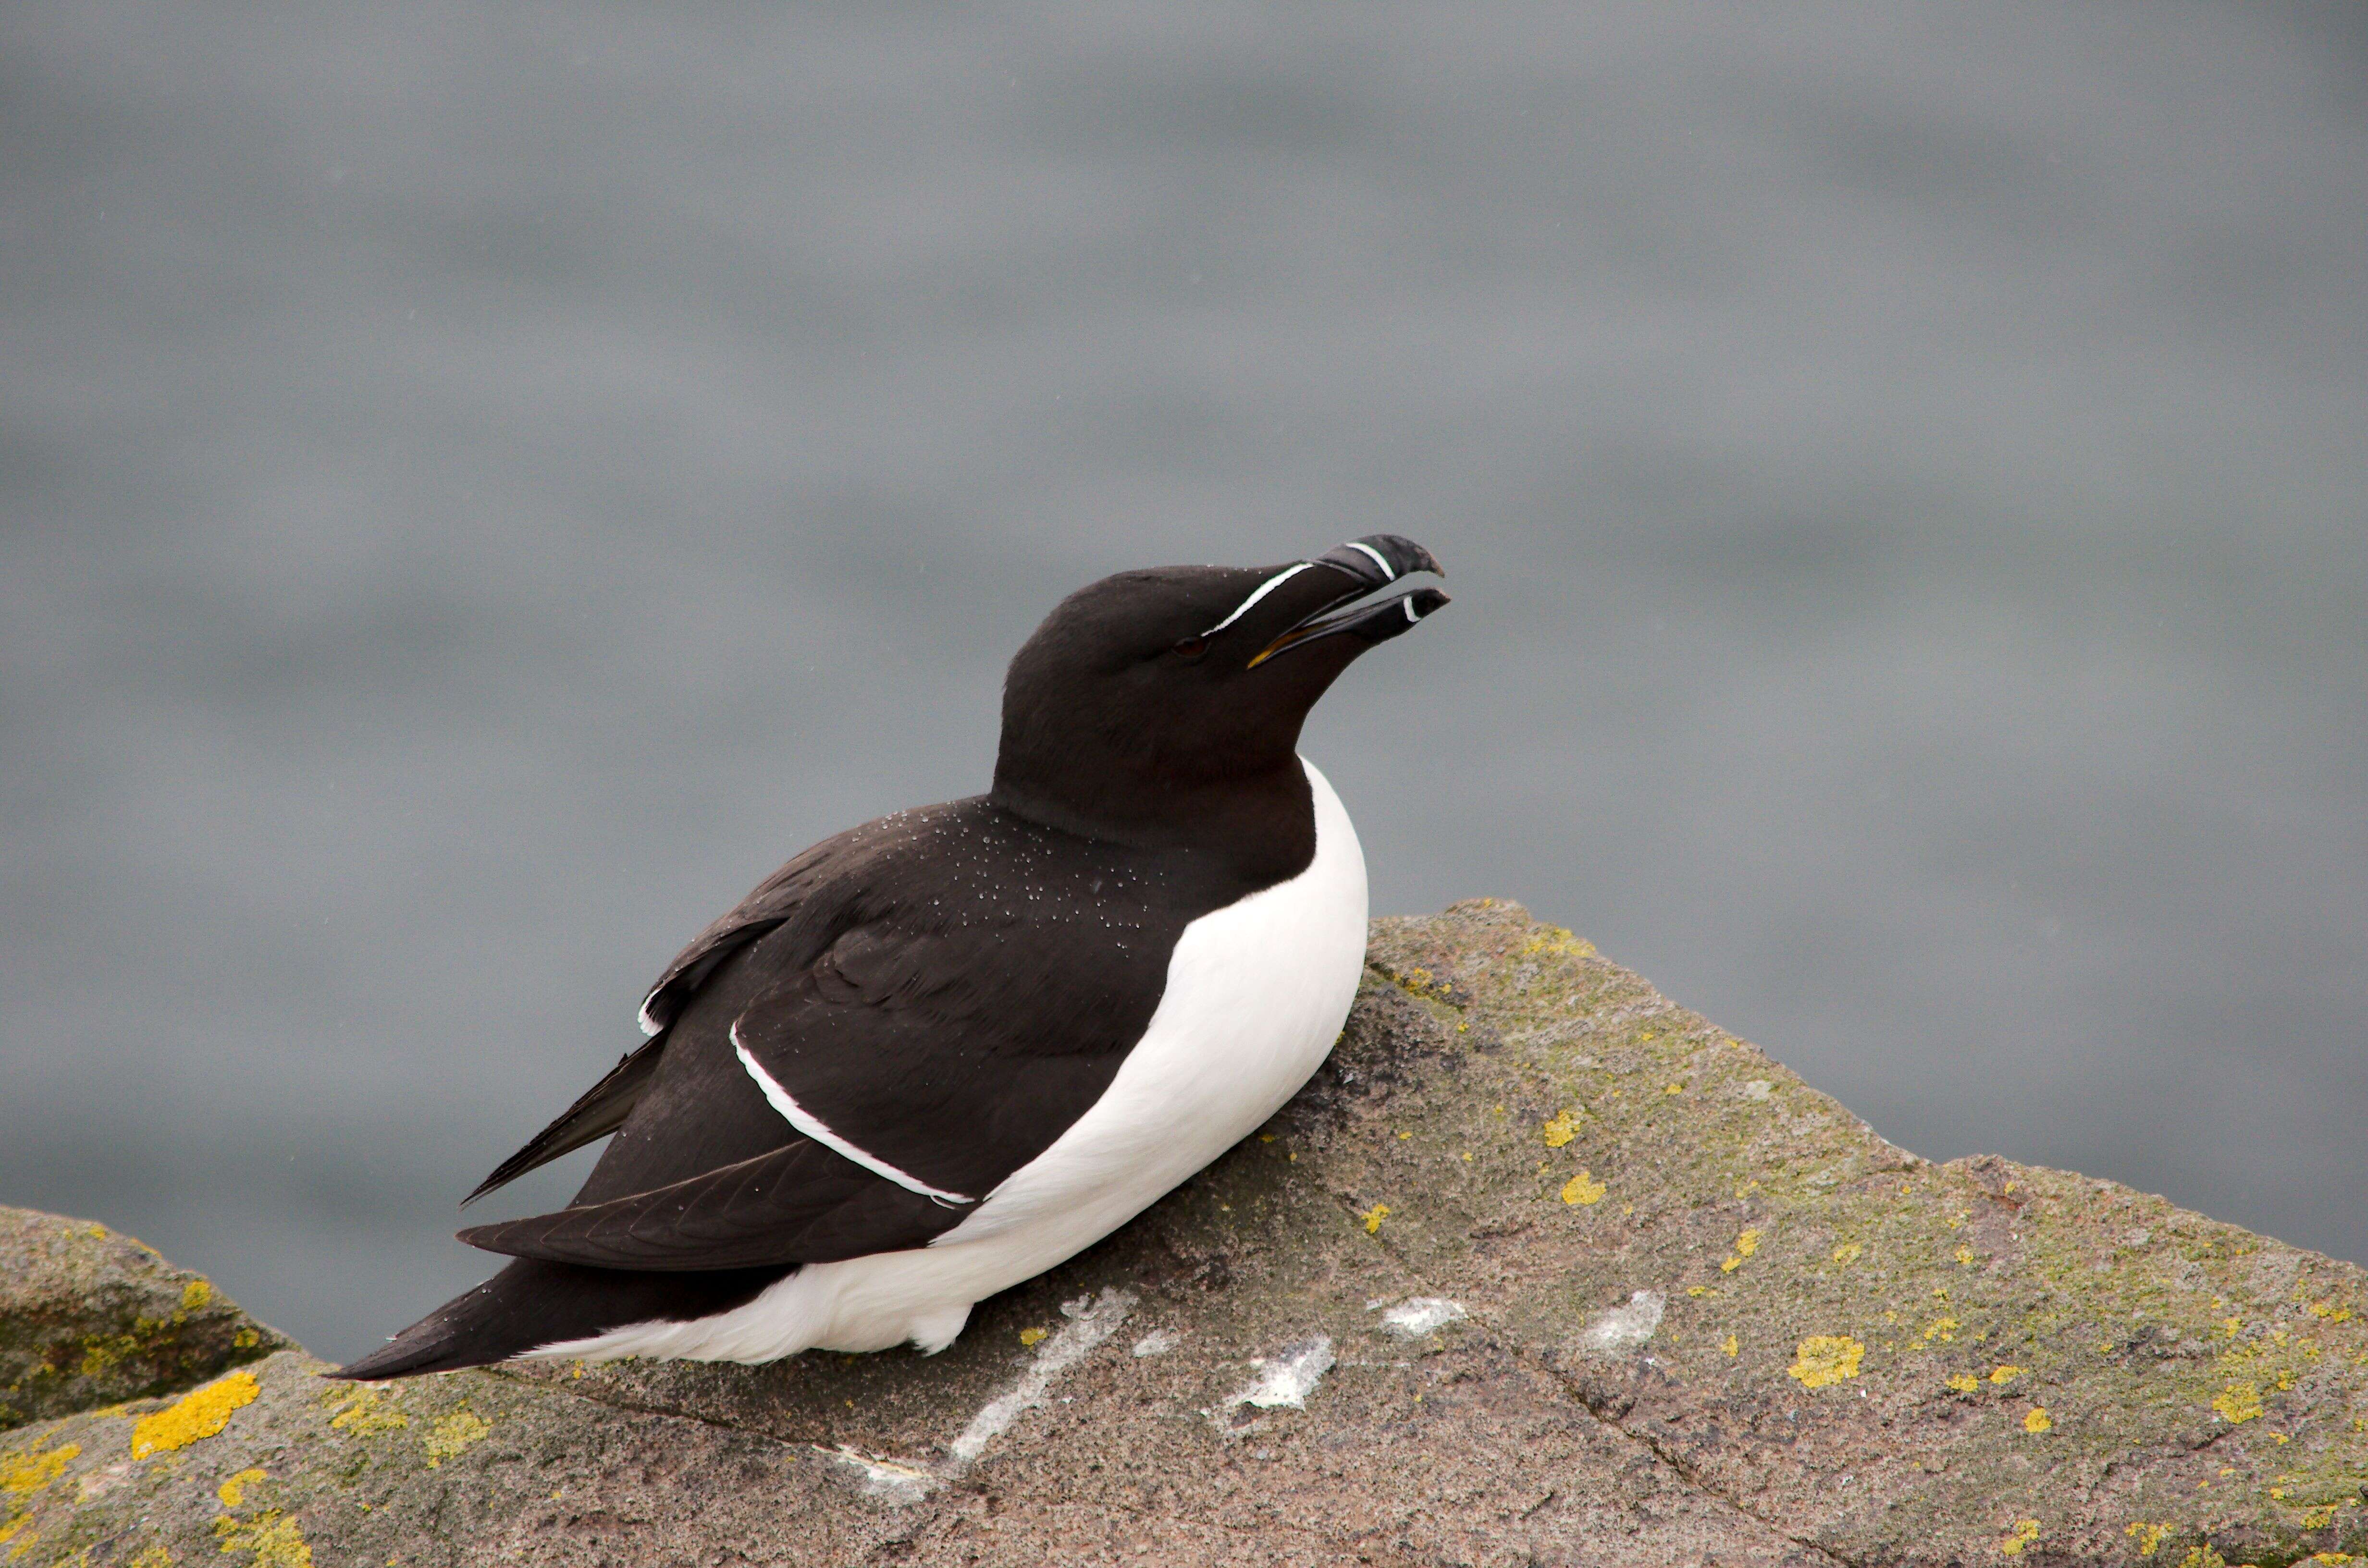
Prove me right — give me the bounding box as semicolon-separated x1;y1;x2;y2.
459;799;1232;1273
462;1036;664;1204
634;832;849;1037
458;1139;952;1270
462;830;853;1203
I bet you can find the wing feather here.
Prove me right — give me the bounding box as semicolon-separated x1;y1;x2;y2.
463;1036;666;1204
458;1139;959;1270
464;797;1246;1275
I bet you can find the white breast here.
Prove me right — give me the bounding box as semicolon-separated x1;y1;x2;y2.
528;757;1369;1366
931;754;1369;1253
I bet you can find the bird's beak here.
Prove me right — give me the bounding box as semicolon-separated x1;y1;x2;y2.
1246;535;1449;668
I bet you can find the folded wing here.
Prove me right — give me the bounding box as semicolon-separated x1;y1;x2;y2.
458;1138;958;1270
459;799;1202;1273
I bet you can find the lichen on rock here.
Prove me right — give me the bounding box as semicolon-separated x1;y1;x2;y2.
0;1208;289;1433
0;900;2362;1566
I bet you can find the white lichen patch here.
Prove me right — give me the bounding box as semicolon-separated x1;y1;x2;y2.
1375;1298;1468;1337
1579;1290;1666;1355
827;1446;936;1507
1131;1329;1182;1358
948;1288;1136;1470
822;1286;1138;1505
1220;1335;1336;1426
1739;1080;1774;1101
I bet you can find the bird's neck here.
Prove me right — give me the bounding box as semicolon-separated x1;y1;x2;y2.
989;756;1317;889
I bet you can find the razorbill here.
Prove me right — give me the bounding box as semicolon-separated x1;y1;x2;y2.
334;537;1445;1380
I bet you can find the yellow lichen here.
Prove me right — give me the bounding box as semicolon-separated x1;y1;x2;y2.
1540;1111;1579;1148
1955;1246;1977;1266
1999;1519;2040;1556
1989;1365;2023;1384
1;1444;79;1498
2126;1521;2174;1556
1018;1327;1047;1347
80;1334;136;1378
212;1508;312;1567
1560;1171;1606;1206
422;1409;491;1468
1386;965;1458;1003
233;1329;260;1349
1787;1336;1864;1389
180;1280;213;1311
217;1468;266;1507
1721;1335;1739;1358
1946;1373;1980;1394
132;1372;259;1458
1831;1242;1862;1265
1735;1229;1760;1258
2308;1301;2353;1323
1663;1083;1683;1096
2212;1381;2264;1424
2023;1407;2052;1433
128;1546;173;1568
1720;1255;1741;1274
1359;1204;1390;1234
1922;1317;1960;1344
1520;928;1595;961
326;1388;408;1436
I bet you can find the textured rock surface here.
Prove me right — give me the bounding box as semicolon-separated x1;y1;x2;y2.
5;900;2365;1566
0;1206;291;1433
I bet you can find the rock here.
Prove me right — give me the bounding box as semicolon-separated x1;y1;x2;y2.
0;1207;291;1432
4;900;2364;1566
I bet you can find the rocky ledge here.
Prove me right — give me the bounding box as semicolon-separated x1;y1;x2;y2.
4;900;2364;1567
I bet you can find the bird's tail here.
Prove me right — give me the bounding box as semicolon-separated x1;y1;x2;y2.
330;1257;790;1381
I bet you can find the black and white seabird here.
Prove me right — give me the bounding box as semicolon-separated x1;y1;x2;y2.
334;538;1446;1380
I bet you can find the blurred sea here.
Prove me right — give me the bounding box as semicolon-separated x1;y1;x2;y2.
3;2;2363;1362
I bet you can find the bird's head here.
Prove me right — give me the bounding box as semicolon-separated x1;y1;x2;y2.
991;535;1446;845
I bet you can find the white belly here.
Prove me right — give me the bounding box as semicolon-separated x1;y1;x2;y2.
530;757;1369;1365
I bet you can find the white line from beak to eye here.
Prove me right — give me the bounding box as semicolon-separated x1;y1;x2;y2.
1403;596;1418;621
1202;561;1314;636
1344;540;1395;579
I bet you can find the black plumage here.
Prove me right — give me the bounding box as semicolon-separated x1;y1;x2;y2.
336;539;1443;1380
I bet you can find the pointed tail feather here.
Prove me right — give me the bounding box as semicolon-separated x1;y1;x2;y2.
329;1257;791;1381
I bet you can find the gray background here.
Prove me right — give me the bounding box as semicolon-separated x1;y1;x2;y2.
3;2;2363;1366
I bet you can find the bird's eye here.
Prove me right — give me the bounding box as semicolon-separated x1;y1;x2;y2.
1171;635;1209;662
